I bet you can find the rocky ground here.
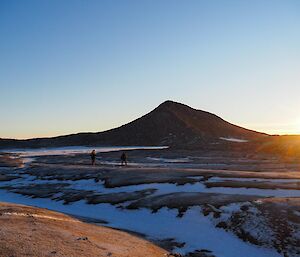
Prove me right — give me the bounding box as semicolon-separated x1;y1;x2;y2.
212;198;300;257
0;202;167;257
1;148;300;257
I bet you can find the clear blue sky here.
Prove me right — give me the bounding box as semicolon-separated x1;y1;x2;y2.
1;0;300;139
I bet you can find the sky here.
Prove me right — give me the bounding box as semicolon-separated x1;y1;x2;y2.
1;0;300;139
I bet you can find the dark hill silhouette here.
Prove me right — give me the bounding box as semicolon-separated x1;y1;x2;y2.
0;100;267;149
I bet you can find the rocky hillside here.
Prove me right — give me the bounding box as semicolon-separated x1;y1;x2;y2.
0;100;267;149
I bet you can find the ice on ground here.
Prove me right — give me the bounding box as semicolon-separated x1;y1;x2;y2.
147;157;191;163
56;180;300;198
1;146;168;157
13;176;300;198
0;190;281;257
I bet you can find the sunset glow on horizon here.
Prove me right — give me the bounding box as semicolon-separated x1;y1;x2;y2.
4;109;300;140
1;0;300;139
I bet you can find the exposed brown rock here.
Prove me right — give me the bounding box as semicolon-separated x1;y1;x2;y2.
0;202;168;257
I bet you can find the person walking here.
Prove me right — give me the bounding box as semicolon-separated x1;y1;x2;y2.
90;150;96;166
120;152;127;166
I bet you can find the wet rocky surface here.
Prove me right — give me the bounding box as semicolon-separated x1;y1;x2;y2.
87;188;157;205
168;249;216;257
0;182;158;206
0;153;23;168
0;173;21;181
154;238;186;252
126;192;264;214
205;180;300;190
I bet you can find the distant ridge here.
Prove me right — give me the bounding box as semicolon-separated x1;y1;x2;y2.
0;100;267;149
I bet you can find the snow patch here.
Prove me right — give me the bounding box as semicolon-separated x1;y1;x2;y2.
219;137;249;143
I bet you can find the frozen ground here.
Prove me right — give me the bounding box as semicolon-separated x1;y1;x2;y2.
1;145;168;157
0;190;281;257
1;147;300;257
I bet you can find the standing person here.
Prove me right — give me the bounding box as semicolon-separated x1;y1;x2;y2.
120;152;127;166
90;150;96;166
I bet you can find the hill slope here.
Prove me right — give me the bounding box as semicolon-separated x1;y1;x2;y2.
0;202;167;257
0;100;266;149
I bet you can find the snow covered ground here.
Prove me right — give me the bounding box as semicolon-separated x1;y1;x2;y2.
9;174;300;198
1;148;299;256
0;190;281;257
